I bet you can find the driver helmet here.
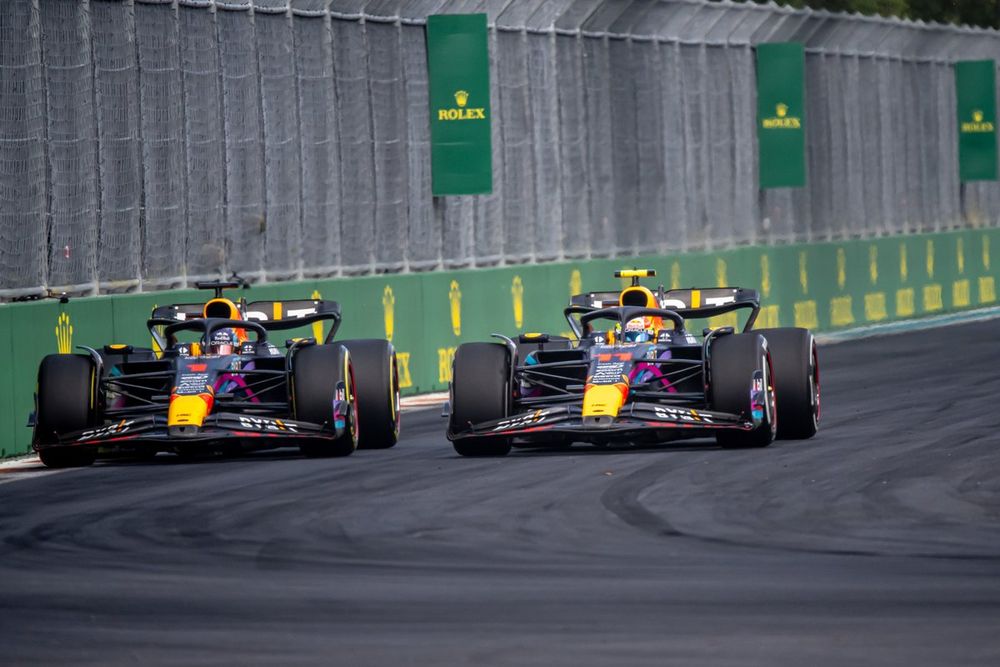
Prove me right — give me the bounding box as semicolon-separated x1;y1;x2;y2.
623;317;655;343
207;328;238;356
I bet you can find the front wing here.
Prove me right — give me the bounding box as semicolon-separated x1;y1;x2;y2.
35;412;340;450
449;401;753;441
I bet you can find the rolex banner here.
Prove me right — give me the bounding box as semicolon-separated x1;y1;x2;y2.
426;13;492;195
955;60;997;182
756;42;806;189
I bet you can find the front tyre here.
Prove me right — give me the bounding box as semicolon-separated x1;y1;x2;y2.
34;354;98;468
756;328;820;439
338;339;400;449
292;344;358;458
709;333;777;449
450;343;511;457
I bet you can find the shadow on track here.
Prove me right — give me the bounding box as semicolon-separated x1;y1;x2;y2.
506;438;726;457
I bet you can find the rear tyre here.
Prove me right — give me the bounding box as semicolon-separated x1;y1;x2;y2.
35;354;98;468
292;344;358;458
709;333;777;449
450;343;511;457
756;328;820;439
338;339;400;449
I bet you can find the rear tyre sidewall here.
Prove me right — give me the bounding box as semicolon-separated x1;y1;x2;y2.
35;354;98;468
450;343;512;457
710;334;777;449
292;344;358;458
338;339;400;449
756;328;820;439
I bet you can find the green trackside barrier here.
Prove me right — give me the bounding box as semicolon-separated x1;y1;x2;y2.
1;227;998;458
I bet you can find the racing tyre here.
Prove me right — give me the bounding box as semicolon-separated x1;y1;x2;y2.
709;333;777;449
292;344;358;458
450;343;511;457
338;339;400;449
756;328;820;439
35;354;98;468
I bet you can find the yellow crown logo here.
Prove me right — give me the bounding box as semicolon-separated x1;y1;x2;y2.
455;90;469;108
511;276;524;329
973;109;984;123
449;280;462;336
382;285;395;342
799;251;809;295
55;312;73;354
569;269;582;298
837;248;847;290
776;103;788;118
715;258;728;288
760;255;771;298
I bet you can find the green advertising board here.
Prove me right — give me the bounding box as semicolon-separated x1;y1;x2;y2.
756;42;806;189
426;13;493;195
955;59;997;182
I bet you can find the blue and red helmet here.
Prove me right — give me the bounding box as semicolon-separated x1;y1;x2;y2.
207;328;238;356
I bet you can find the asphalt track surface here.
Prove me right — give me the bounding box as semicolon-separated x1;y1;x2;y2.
1;321;999;666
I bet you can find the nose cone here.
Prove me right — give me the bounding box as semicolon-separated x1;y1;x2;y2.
168;393;214;429
582;384;628;419
581;414;618;428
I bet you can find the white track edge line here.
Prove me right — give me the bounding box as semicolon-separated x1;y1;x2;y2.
815;305;1000;344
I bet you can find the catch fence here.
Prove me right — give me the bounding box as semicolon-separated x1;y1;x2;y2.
2;0;1000;297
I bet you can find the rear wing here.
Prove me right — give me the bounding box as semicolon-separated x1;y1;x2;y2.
243;300;341;341
150;303;209;324
657;288;760;321
569;291;622;309
568;287;761;332
148;299;342;345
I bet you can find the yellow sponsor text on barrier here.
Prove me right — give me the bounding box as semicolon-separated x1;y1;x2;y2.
758;305;780;328
794;301;818;329
397;352;413;389
864;293;887;322
923;284;943;311
830;296;855;327
979;276;996;303
952;280;971;308
438;347;457;383
896;288;915;317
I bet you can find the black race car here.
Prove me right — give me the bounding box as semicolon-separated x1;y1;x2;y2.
31;281;400;467
447;270;819;456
